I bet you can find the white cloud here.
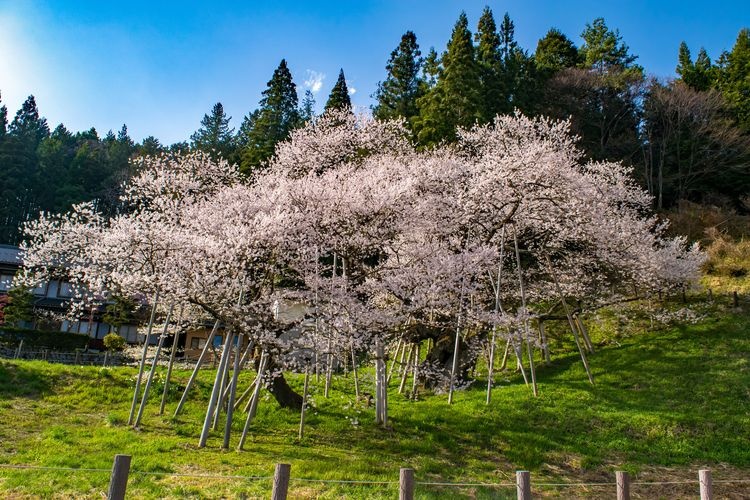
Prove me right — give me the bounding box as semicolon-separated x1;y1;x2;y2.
304;70;325;94
348;87;357;95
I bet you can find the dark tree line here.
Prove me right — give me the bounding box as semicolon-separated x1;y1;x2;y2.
1;10;748;245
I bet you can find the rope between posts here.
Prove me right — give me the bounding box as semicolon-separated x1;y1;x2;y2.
416;481;515;487
0;464;272;481
292;478;396;485
1;464;747;486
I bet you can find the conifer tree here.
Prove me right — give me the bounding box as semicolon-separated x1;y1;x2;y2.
325;69;352;112
240;59;300;174
535;28;579;73
475;7;505;121
716;28;750;130
579;18;641;75
422;48;441;88
300;90;316;123
10;95;49;144
0;93;7;138
190;102;235;159
373;30;424;128
414;12;481;146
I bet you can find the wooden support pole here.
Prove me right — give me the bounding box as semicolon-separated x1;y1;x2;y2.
174;320;220;418
516;470;531;500
545;255;594;385
134;304;174;428
699;469;713;500
399;467;415;500
107;454;131;500
15;339;23;359
411;344;420;400
237;351;268;450
198;328;233;448
575;314;594;353
616;471;630;500
398;344;415;394
160;305;184;415
128;294;159;426
733;291;739;308
387;338;403;385
222;335;242;450
271;463;291;500
538;321;550;363
350;343;360;398
299;365;310;439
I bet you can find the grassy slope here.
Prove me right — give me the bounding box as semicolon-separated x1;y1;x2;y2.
0;303;748;498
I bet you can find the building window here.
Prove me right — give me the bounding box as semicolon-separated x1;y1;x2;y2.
0;274;14;292
58;282;74;298
190;337;206;350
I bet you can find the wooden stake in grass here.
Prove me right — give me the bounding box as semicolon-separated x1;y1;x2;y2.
134;303;174;428
174;319;220;418
350;341;360;399
538;320;551;363
545;254;594;385
386;338;403;385
199;327;234;448
398;344;415;394
222;334;243;450
128;293;159;426
513;225;538;397
576;314;594;353
298;364;310;440
487;227;506;405
160;304;184;415
238;350;268;450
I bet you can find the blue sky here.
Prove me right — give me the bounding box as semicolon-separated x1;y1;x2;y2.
1;0;748;144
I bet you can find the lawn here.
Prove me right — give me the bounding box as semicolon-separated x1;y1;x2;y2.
0;297;748;498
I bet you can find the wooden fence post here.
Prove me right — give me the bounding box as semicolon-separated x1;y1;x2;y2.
516;470;531;500
107;454;131;500
271;463;291;500
699;469;713;500
733;291;739;308
75;349;81;365
616;471;630;500
399;467;415;500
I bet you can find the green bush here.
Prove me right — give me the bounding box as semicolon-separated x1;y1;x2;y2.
103;333;126;352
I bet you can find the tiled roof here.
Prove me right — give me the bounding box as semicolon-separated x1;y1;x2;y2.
0;245;21;266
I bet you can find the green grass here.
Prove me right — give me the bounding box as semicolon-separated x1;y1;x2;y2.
0;300;749;498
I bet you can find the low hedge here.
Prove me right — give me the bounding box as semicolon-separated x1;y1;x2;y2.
0;327;90;350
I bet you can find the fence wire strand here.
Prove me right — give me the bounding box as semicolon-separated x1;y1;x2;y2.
1;464;748;487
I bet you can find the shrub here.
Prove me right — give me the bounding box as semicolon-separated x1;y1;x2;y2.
103;333;126;352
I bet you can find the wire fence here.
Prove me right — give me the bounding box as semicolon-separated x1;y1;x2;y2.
1;460;749;499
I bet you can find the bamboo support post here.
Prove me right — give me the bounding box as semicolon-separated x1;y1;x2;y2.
174;320;220;418
160;305;184;415
298;365;310;439
398;344;415;394
387;338;403;384
545;255;594;385
237;351;268;450
128;294;159;426
134;304;174;428
198;328;233;448
222;335;243;449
